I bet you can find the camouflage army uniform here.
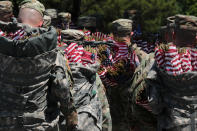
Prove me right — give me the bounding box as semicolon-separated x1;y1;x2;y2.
96;74;112;131
0;18;77;131
58;12;71;30
128;44;157;131
45;9;58;28
97;19;133;131
147;15;197;131
97;19;157;131
60;29;112;131
69;62;102;131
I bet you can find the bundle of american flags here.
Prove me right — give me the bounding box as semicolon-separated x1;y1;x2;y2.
64;42;96;66
92;32;108;41
155;43;197;75
98;42;140;87
81;29;94;41
0;29;26;40
81;29;112;42
134;40;156;54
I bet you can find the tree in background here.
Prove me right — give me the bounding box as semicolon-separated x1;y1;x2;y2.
72;0;81;23
80;0;180;33
80;0;133;32
10;0;197;33
129;0;179;33
177;0;197;16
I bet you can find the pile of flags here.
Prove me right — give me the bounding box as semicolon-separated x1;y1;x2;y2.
98;42;140;86
65;42;96;66
155;43;197;75
0;29;26;40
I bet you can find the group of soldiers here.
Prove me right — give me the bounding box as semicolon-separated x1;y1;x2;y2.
0;0;197;131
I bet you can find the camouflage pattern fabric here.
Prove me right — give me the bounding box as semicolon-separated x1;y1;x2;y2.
0;1;13;22
69;62;102;131
19;0;45;16
0;26;57;57
112;19;133;37
98;43;134;131
45;9;58;27
147;64;197;131
58;12;71;23
0;1;13;13
167;16;175;28
129;45;157;131
58;12;71;29
43;15;51;28
0;24;77;130
61;29;84;41
45;9;57;19
60;30;112;131
175;14;197;31
106;84;131;131
78;16;96;28
96;74;112;131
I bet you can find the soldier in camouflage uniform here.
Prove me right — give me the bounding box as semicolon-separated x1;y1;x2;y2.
96;73;112;131
147;15;197;131
77;16;96;32
77;17;112;130
58;12;71;30
97;19;157;131
97;19;133;131
0;1;13;22
45;9;58;28
60;29;112;131
61;29;102;131
0;0;77;130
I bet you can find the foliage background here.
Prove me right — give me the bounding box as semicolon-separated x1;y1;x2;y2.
11;0;197;33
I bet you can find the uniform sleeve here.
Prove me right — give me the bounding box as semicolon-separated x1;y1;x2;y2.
50;51;78;130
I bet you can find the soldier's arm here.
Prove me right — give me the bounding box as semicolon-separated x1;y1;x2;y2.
51;51;78;130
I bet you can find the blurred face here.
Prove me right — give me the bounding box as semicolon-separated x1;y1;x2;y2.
174;29;196;47
113;33;132;45
18;8;43;27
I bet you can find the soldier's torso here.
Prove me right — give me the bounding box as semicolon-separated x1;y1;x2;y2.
0;50;59;131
